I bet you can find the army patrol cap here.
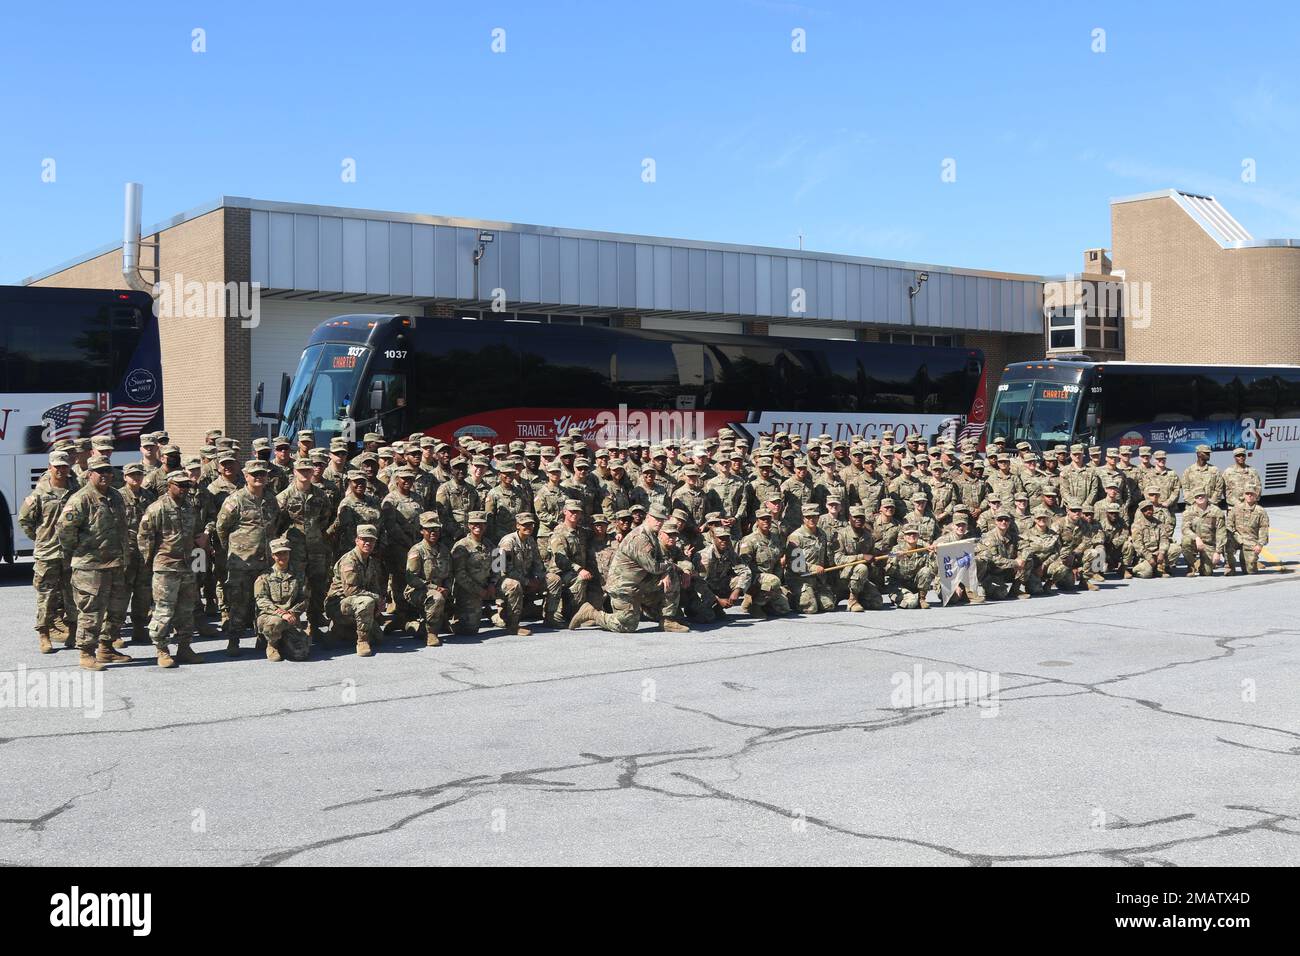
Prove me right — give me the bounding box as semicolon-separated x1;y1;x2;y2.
391;466;416;479
466;511;488;525
346;470;366;482
1104;447;1119;457
755;456;773;467
902;527;920;538
573;458;591;470
1013;492;1029;502
355;524;379;540
140;434;159;447
309;449;330;463
661;518;682;535
271;435;292;449
199;445;217;457
362;432;382;444
629;503;647;514
1137;446;1152;455
1193;490;1208;499
470;456;490;468
497;463;518;475
244;460;270;474
1070;444;1085;454
563;499;585;513
613;509;632;521
680;465;701;477
48;450;71;466
121;460;145;476
1233;447;1247;456
165;469;191;485
543;460;562;473
1153;450;1167;459
158;444;179;457
641;464;657;474
1105;501;1122;513
270;537;292;553
216;447;238;465
881;499;896;509
514;513;537;527
297;430;314;441
1195;444;1211;453
703;511;723;526
953;514;970;526
1139;499;1155;511
1032;507;1051;519
646;503;670;521
91;435;115;451
330;438;350;452
377;446;395;459
252;437;270;452
910;492;928;503
1065;499;1084;512
712;526;732;539
591;513;610;526
83;455;111;471
1102;478;1119;489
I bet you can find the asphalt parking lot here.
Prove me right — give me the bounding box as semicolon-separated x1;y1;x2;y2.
3;507;1299;867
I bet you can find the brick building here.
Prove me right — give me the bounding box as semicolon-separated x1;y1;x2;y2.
23;196;1045;453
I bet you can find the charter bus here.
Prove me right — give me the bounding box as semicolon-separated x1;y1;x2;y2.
0;286;164;560
272;314;987;455
987;358;1300;499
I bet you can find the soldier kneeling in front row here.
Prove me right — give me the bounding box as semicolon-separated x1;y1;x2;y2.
253;537;311;662
326;524;386;656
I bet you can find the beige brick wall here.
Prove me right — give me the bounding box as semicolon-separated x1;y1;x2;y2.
1112;196;1300;364
31;209;235;455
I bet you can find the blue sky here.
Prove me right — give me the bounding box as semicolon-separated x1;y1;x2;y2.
3;0;1299;284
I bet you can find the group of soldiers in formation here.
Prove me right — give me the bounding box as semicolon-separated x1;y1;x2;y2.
21;422;1276;670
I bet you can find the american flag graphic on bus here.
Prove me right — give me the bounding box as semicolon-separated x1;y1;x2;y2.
41;395;104;442
90;398;162;439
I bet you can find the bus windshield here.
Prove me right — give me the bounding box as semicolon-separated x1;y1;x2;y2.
281;343;369;438
988;380;1081;449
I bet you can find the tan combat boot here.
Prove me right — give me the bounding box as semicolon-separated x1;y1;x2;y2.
425;627;442;648
847;599;864;613
157;647;176;668
741;594;753;613
38;631;54;654
265;642;283;662
662;619;690;633
96;643;132;664
79;649;106;671
515;626;532;637
568;603;601;629
174;643;203;665
356;637;374;657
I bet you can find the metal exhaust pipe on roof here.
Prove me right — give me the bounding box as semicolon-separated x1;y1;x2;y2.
122;182;155;294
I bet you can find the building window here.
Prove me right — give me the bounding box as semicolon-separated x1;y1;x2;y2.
1048;308;1079;350
888;332;958;347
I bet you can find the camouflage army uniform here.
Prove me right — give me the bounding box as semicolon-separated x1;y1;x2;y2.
1060;464;1100;508
253;565;308;655
119;481;156;637
277;481;334;636
19;479;78;642
1140;467;1181;512
1098;511;1133;574
849;471;887;515
329;490;383;560
532;480;567;552
1129;510;1171;578
786;522;836;614
588;523;675;632
405;538;453;637
1227;500;1269;574
1181;461;1224;505
496;528;545;630
832;523;882;610
695;537;751;618
381;489;423;623
436;477;481;543
976;528;1027;600
137;491;203;649
59;482;130;651
206;473;242;623
449;532;499;635
778;475;816;535
704;472;747;528
1181;501;1227;575
214;487;280;631
886;538;934;609
544;523;595;627
485;480;532;544
1222;462;1262;508
326;545;386;644
1054;513;1105;586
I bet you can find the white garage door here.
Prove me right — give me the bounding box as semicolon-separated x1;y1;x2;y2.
250;300;372;418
